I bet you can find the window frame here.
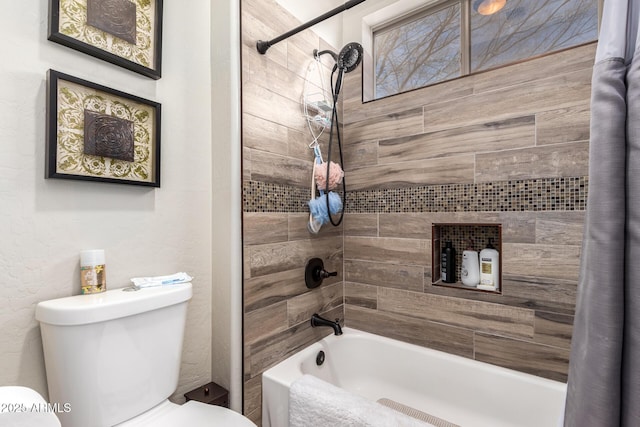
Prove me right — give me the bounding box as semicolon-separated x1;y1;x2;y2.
368;0;602;101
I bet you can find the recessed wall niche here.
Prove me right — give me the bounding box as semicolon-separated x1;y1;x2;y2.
432;223;502;293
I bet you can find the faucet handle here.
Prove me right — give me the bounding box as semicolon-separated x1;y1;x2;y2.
305;258;338;289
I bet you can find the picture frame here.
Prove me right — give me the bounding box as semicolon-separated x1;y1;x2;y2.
46;69;161;187
48;0;163;79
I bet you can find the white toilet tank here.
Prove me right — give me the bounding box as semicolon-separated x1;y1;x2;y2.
36;282;193;427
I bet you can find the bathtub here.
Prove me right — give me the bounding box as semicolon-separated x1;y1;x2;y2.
262;328;567;427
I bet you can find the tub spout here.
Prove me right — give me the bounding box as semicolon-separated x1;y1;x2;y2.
310;313;343;335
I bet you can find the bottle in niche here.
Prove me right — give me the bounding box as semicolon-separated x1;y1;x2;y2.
441;241;456;283
461;239;480;287
478;238;500;291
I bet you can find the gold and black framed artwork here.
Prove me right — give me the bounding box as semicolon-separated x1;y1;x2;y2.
48;0;163;79
46;70;161;187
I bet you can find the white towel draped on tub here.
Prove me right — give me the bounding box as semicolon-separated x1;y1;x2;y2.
289;375;436;427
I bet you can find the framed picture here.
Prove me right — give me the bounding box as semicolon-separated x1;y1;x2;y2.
46;69;161;187
48;0;163;79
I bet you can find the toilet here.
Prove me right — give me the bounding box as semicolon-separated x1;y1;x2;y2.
0;386;61;427
35;282;255;427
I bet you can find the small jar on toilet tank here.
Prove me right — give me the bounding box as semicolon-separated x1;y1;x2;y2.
80;249;106;294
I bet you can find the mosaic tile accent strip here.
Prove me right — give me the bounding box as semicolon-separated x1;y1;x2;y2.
243;177;589;213
243;181;310;212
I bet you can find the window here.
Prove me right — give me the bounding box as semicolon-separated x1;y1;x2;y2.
372;0;600;100
374;2;461;99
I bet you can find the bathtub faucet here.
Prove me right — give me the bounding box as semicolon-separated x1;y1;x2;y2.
310;313;343;336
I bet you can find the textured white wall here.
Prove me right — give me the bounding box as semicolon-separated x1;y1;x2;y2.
0;1;213;401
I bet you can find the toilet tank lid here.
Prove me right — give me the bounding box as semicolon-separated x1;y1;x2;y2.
36;282;192;326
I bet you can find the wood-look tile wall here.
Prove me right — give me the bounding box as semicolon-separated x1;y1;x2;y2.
341;43;595;384
241;0;343;424
242;0;594;421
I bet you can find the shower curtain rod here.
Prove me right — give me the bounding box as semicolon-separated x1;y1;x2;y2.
256;0;366;54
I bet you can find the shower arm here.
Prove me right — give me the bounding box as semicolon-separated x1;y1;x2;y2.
256;0;366;55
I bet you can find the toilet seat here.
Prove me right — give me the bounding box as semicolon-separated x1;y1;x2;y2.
116;400;256;427
0;386;61;427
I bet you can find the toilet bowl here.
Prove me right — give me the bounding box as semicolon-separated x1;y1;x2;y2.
0;386;61;427
116;399;255;427
36;282;255;427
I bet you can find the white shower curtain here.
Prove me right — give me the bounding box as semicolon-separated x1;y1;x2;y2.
564;1;640;426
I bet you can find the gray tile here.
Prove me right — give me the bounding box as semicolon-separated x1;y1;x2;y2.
378;287;535;339
474;333;570;382
475;141;589;182
345;305;474;358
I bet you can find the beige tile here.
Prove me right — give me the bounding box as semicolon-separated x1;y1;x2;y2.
344;259;424;293
249;149;311;187
242;44;306;104
345;305;474;358
474;333;570;382
475;141;589;182
342;64;362;103
243;0;301;37
243;81;307;133
343;213;378;237
248;236;342;277
248;306;342;375
243;113;289;157
241;8;287;68
424;68;592;133
472;43;595;94
343;68;473;125
536;103;591;146
501;275;577;315
379;213;432;239
344;236;430;267
502;243;581;281
536;212;585;245
343;139;379;172
534;311;574;349
498;212;536;244
243;374;262;418
248;405;262;427
348;155;476;191
343;107;424;143
242;114;313;163
244;301;288;344
244;248;252;279
243;147;252;182
344;282;378;309
423;269;576;317
430;212;501;228
378;287;535;339
423;278;534;310
287;33;321;80
244;267;307;312
246;406;262;427
287;283;344;326
379;116;535;163
243;213;288;245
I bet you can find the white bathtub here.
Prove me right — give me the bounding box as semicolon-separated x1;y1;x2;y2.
262;328;567;427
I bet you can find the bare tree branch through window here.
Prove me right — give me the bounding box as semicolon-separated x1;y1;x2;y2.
373;0;598;100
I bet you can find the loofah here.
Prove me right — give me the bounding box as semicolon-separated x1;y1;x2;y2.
314;161;344;191
308;192;343;225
